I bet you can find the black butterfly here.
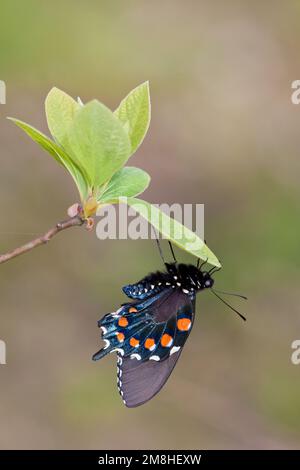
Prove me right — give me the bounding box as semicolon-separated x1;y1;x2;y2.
93;244;246;408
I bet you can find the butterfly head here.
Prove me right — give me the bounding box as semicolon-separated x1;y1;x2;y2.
176;264;215;293
200;271;215;289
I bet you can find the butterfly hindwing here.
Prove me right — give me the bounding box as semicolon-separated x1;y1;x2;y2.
117;351;183;408
93;286;196;407
116;292;195;407
148;315;177;361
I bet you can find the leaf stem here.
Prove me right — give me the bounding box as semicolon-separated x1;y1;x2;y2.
0;215;85;265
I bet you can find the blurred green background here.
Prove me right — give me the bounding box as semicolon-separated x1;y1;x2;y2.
0;0;300;450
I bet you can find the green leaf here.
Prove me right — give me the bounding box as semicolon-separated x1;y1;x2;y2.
114;81;151;154
8;118;89;201
99;167;150;202
67;100;131;188
45;87;80;149
120;197;221;267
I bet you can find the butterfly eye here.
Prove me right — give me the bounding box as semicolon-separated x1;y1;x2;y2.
205;279;213;288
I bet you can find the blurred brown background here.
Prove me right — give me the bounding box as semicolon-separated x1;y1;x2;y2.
0;0;300;450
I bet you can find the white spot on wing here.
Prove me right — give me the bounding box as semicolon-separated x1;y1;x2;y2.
103;339;110;349
170;346;180;356
149;355;160;361
112;307;123;318
111;348;124;356
130;353;141;360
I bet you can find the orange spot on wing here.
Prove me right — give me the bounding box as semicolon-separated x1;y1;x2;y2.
117;332;125;342
118;317;128;327
145;338;155;350
129;307;138;313
130;337;140;347
161;333;173;347
177;318;191;331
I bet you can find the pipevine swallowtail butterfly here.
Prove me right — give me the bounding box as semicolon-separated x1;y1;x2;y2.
93;242;246;407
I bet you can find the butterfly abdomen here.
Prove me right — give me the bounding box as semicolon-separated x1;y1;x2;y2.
122;263;211;302
122;270;171;300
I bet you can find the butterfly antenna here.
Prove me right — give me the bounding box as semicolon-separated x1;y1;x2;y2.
168;241;177;263
212;289;247;300
211;290;246;321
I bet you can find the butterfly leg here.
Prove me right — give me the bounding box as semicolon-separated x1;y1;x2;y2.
168;241;177;263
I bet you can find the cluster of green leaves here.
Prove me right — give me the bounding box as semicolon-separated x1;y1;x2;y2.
9;83;220;266
9;83;151;214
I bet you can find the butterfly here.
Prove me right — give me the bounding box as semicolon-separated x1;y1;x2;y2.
92;243;246;408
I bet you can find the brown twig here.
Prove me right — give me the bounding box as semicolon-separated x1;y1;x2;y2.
0;215;85;265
